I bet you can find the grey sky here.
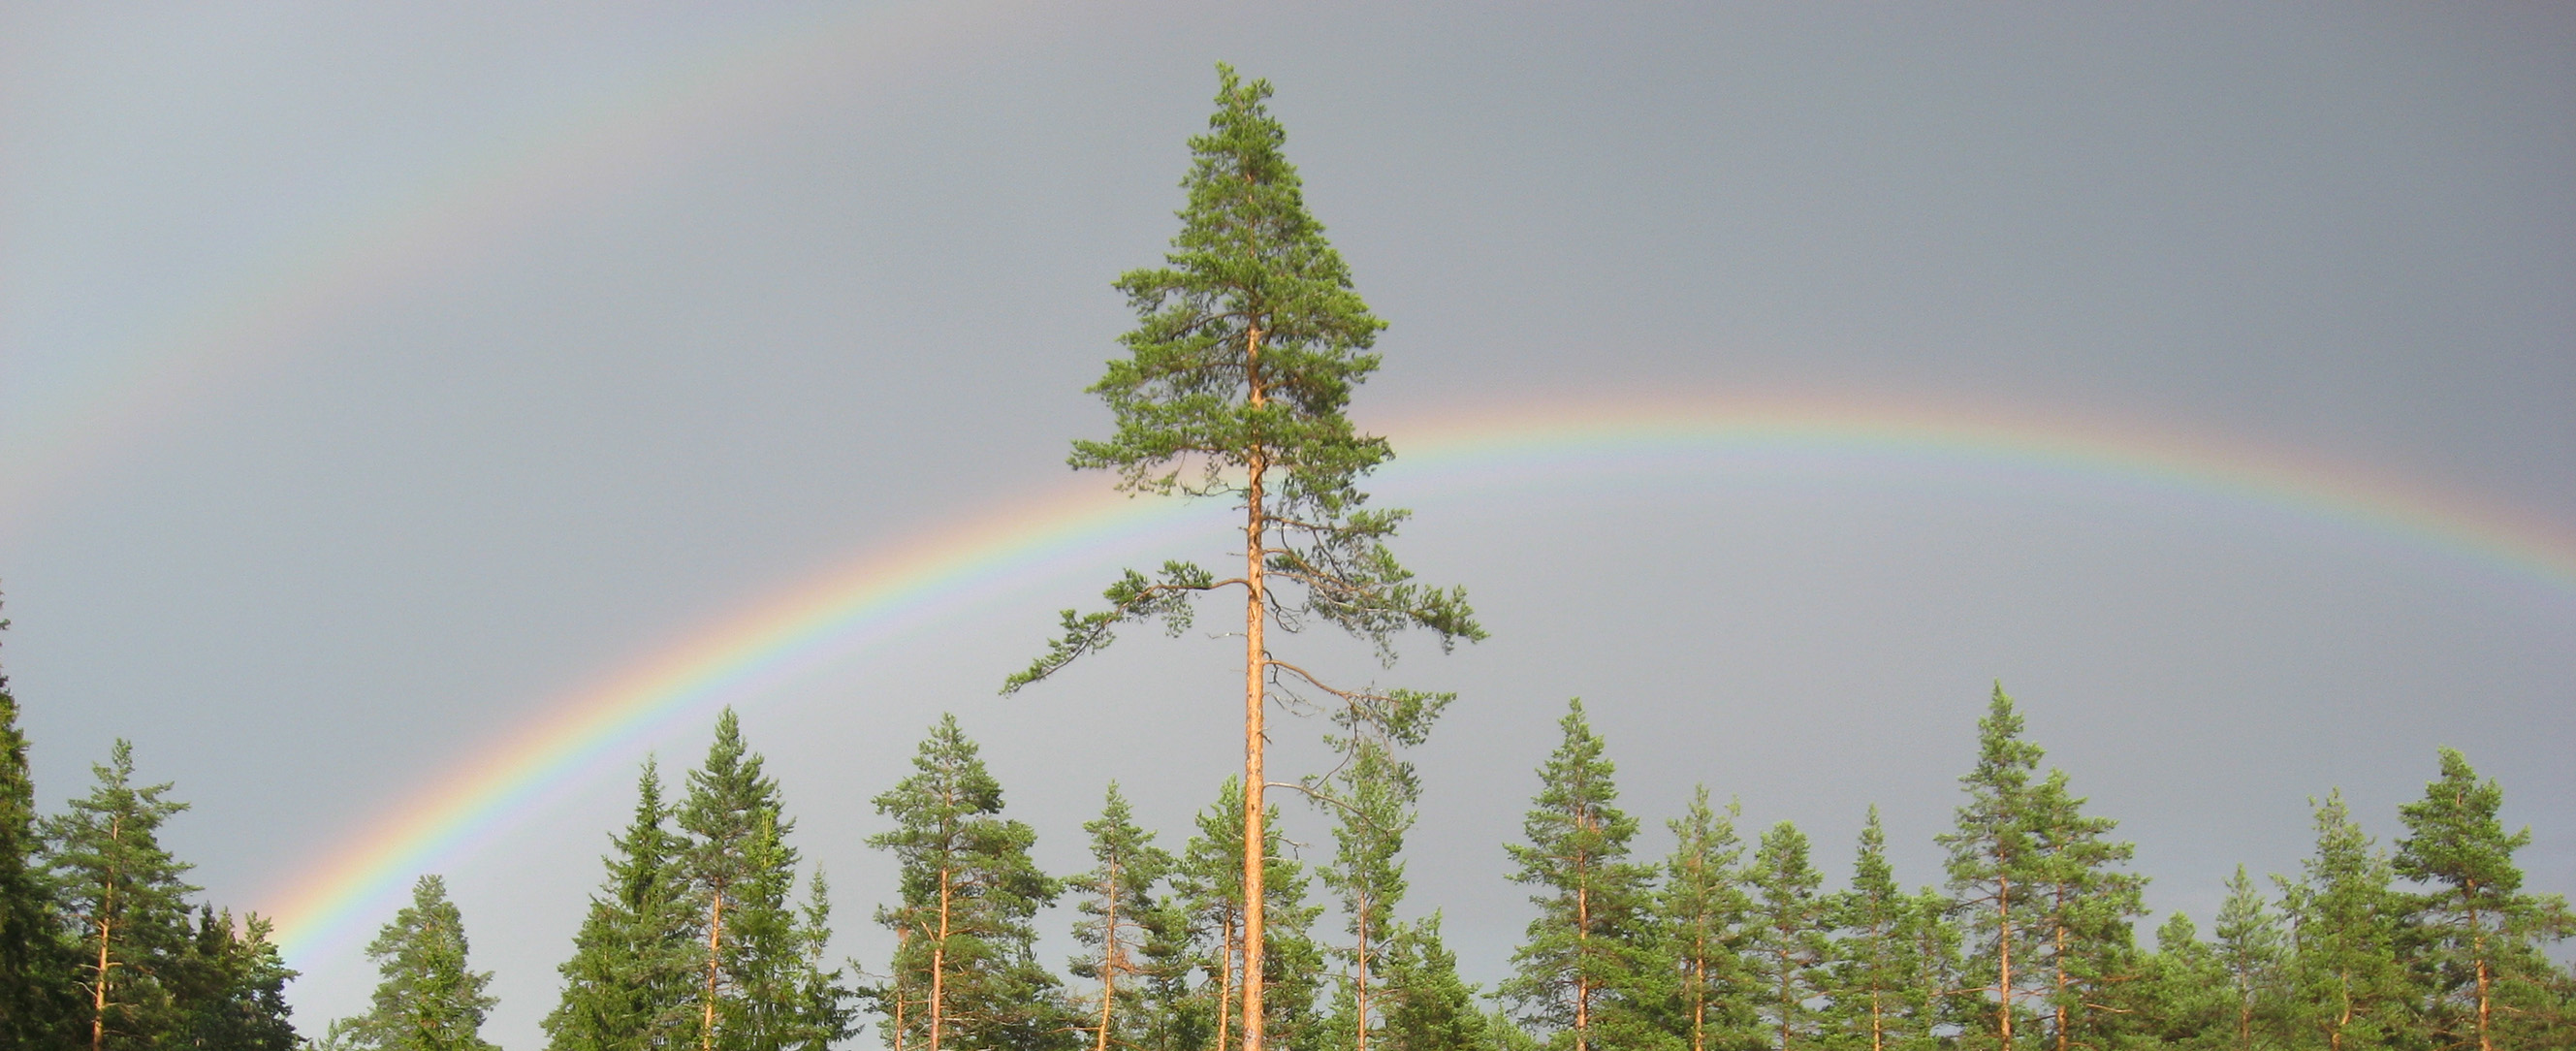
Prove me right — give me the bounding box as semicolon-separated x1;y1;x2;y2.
3;2;2571;1042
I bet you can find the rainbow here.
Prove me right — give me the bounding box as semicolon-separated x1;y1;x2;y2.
260;395;2576;964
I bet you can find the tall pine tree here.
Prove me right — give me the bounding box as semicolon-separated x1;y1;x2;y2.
1322;733;1418;1051
1829;808;1924;1051
1503;700;1663;1051
2276;789;2412;1051
678;710;846;1051
2210;865;2288;1051
2023;767;2145;1051
1006;65;1482;1051
1656;788;1747;1051
1936;685;2049;1049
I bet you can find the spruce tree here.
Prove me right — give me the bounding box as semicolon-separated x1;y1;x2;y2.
1378;914;1485;1051
48;739;199;1051
1502;700;1663;1051
678;710;844;1051
165;907;299;1051
1829;808;1924;1051
869;715;1068;1051
1934;685;2049;1049
1005;65;1482;1051
1656;788;1747;1051
1744;821;1829;1051
2393;748;2574;1051
2275;789;2412;1051
1071;783;1174;1051
2126;912;2228;1047
549;758;696;1051
0;603;76;1049
2210;865;2287;1051
346;875;499;1051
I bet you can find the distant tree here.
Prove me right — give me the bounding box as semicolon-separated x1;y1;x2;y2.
1321;733;1421;1051
2126;912;2229;1048
0;603;79;1048
2276;790;2413;1051
2393;748;2574;1051
2210;865;2289;1051
548;758;696;1051
2022;766;2145;1050
677;710;846;1051
1502;700;1664;1051
1745;821;1829;1050
1828;808;1924;1051
164;907;299;1051
1656;788;1748;1051
1004;64;1482;1051
1377;914;1484;1051
47;739;198;1051
345;875;499;1051
1936;685;2048;1049
870;716;1068;1051
1070;783;1174;1051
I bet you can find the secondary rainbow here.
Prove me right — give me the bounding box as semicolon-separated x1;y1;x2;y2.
260;396;2576;965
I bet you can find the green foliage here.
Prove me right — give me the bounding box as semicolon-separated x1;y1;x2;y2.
164;908;300;1051
870;715;1070;1051
1936;685;2049;1045
1503;700;1667;1051
344;875;499;1051
0;624;80;1048
1377;914;1485;1051
48;739;201;1051
673;711;851;1051
2394;748;2574;1051
1070;783;1175;1051
1655;788;1749;1051
1322;733;1420;1049
1004;62;1479;692
2023;765;2146;1047
1826;808;1928;1051
2276;789;2415;1049
2210;865;2291;1050
548;759;698;1051
1744;821;1829;1050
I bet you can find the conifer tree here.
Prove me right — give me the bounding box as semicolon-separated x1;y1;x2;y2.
2127;912;2229;1047
1935;685;2049;1049
345;875;499;1051
1005;65;1482;1051
1503;700;1663;1051
1829;808;1924;1051
1377;914;1485;1051
2393;748;2574;1051
165;908;299;1051
1744;821;1829;1051
48;739;198;1051
2275;790;2412;1051
550;759;696;1051
0;602;76;1048
1322;734;1419;1051
870;715;1068;1051
678;710;845;1051
2023;768;2145;1050
1071;783;1174;1051
2210;866;2287;1051
1656;788;1747;1051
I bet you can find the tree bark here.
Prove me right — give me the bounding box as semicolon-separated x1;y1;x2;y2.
1241;323;1268;1051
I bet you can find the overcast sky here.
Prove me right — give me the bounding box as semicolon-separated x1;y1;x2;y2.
3;2;2571;1043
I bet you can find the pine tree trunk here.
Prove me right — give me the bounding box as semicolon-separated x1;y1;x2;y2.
703;888;724;1051
1217;910;1236;1051
1097;873;1119;1051
1240;323;1268;1051
931;863;952;1051
90;913;110;1051
1997;872;2014;1051
1353;908;1370;1051
2470;900;2491;1051
1574;864;1591;1051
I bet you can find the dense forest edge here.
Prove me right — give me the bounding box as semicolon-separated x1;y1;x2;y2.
6;64;2572;1051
